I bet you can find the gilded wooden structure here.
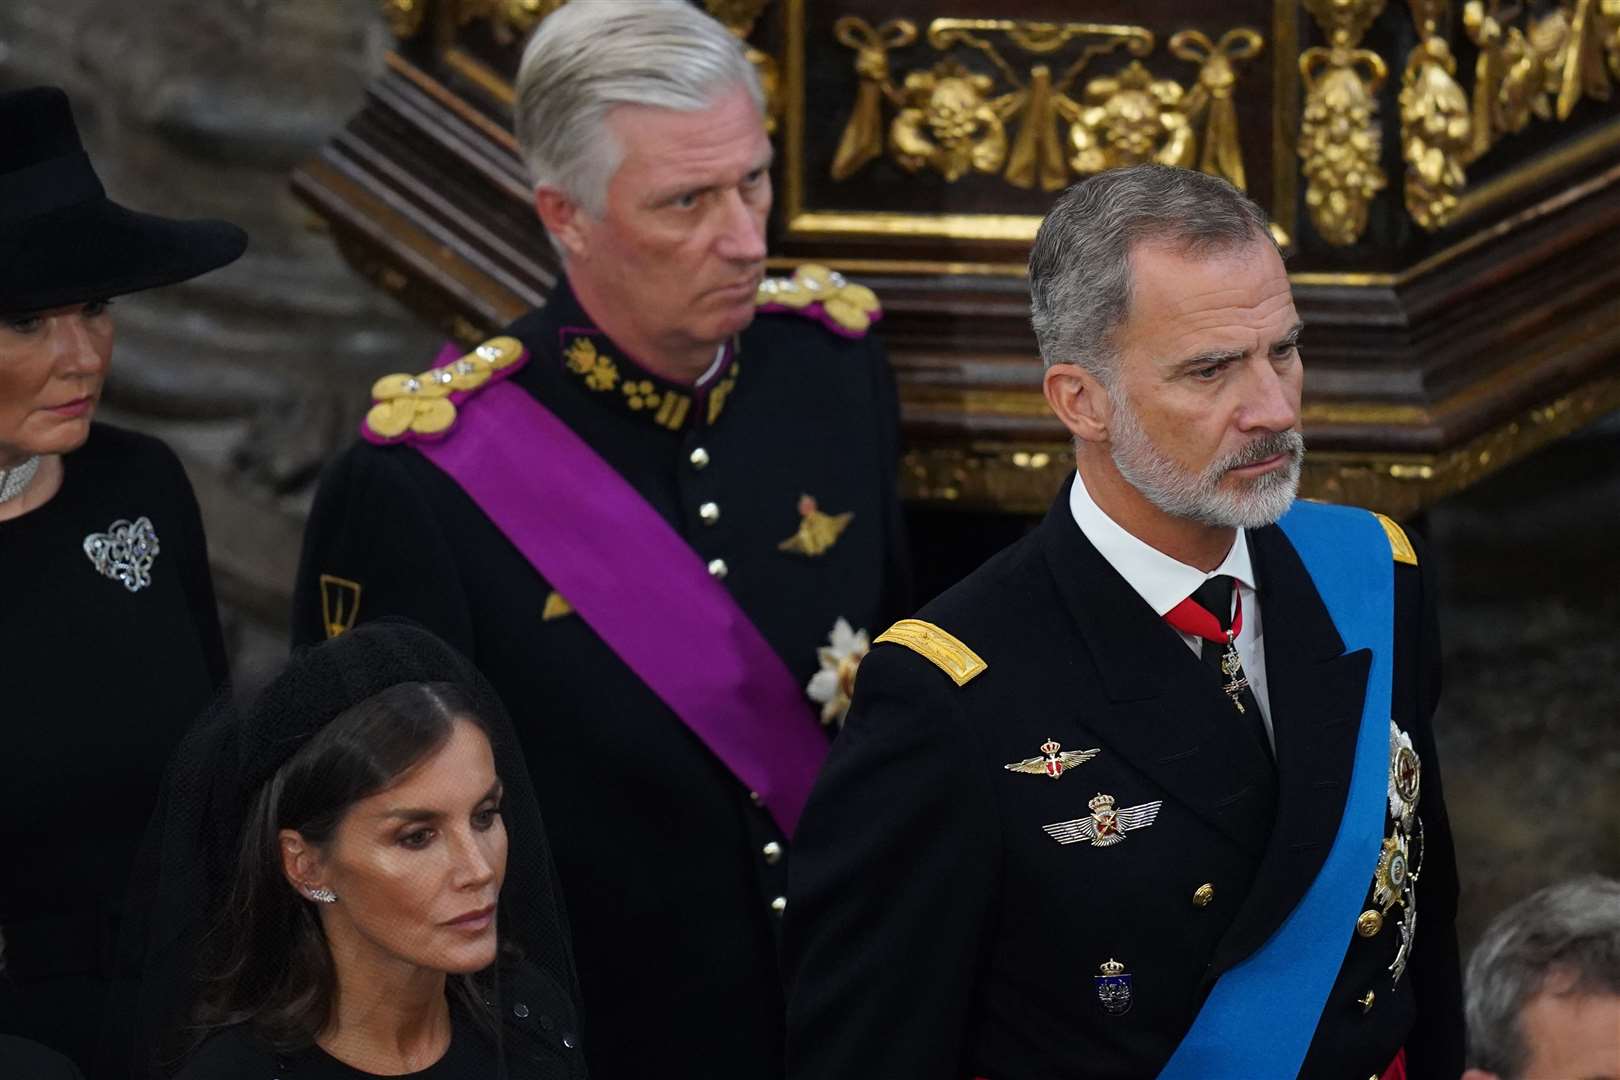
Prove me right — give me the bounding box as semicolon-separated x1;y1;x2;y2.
293;0;1620;520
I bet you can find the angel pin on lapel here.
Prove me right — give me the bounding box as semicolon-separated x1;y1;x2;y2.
1004;739;1099;780
778;494;852;556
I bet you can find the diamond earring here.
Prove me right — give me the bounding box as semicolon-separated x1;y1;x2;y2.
308;886;338;904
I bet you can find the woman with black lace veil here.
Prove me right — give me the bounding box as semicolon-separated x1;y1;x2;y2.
134;620;587;1079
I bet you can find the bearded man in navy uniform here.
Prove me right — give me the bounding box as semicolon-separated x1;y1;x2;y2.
784;165;1464;1080
292;4;908;1077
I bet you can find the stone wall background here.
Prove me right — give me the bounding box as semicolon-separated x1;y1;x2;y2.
4;0;1618;962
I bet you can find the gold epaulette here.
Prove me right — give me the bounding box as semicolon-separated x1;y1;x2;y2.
1375;513;1419;566
873;619;987;686
362;336;525;443
755;263;882;336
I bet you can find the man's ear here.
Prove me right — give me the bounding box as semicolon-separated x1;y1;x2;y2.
1043;361;1113;446
279;828;324;896
534;187;591;260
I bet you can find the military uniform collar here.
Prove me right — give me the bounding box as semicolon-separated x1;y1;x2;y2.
1066;468;1257;614
548;278;741;433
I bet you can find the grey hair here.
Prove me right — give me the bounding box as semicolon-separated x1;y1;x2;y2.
1464;876;1620;1079
514;0;764;224
1027;164;1276;382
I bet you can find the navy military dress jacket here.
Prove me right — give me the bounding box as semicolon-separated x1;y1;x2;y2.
783;477;1463;1080
292;276;909;1080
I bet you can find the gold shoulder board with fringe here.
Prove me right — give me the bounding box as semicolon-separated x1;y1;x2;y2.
755;263;882;336
1375;513;1419;566
873;618;987;686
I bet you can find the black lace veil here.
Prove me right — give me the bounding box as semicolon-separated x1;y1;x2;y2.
129;619;584;1077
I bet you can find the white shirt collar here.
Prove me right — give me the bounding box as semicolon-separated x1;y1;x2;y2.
695;343;730;387
1067;469;1256;616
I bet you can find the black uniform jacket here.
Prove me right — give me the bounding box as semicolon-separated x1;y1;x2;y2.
783;479;1463;1080
292;278;909;1079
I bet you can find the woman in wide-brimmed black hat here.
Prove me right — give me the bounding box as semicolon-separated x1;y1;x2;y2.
0;85;246;1078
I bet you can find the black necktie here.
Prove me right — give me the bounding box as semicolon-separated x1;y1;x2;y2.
1189;575;1273;766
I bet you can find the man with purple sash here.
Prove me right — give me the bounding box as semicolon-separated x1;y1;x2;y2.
291;5;909;1078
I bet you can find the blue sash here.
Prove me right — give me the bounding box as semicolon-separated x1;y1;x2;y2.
1158;502;1394;1079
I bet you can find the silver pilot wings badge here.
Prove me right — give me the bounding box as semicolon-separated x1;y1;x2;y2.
1043;793;1163;847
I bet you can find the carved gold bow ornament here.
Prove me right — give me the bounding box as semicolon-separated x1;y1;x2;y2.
1170;29;1266;190
831;16;918;180
827;17;1262;193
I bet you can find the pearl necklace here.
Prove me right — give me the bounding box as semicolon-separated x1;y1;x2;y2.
0;455;42;504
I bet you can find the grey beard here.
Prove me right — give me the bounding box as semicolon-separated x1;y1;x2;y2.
1108;391;1304;529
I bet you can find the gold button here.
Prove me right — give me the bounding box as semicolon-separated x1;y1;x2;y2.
707;558;728;579
689;447;710;469
762;842;783;865
1356;909;1384;938
770;896;787;915
749;791;763;806
699;501;721;525
1358;990;1375;1014
1192;883;1215;907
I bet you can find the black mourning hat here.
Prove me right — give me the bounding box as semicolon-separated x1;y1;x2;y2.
0;85;248;314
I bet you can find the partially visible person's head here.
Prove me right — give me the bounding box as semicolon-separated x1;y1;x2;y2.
515;0;771;370
1032;165;1304;530
0;86;245;465
0;302;113;465
1463;876;1620;1080
199;680;507;1047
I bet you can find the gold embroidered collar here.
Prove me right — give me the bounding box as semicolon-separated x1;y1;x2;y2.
558;326;740;433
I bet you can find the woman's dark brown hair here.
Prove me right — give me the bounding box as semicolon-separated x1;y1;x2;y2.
187;680;498;1051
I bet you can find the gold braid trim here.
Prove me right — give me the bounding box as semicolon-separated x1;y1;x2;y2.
873;618;988;686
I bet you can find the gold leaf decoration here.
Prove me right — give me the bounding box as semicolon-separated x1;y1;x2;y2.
1298;0;1390;246
1070;60;1195;174
828;17;1259;193
831;17;918;179
1399;34;1472;229
891;60;1009;181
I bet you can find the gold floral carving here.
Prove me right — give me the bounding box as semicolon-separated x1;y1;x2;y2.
706;0;783;134
830;18;1263;192
1401;1;1473;230
1464;2;1566;150
1462;1;1620;151
1398;0;1620;230
892;60;1009;181
1069;62;1195;174
1299;0;1390;246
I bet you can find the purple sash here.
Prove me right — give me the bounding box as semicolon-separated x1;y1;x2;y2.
413;376;829;836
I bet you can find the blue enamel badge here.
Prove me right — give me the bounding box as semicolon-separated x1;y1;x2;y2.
1095;958;1132;1015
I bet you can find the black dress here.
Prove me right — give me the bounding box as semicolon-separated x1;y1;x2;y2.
176;1021;497;1080
0;423;226;1074
175;980;585;1080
